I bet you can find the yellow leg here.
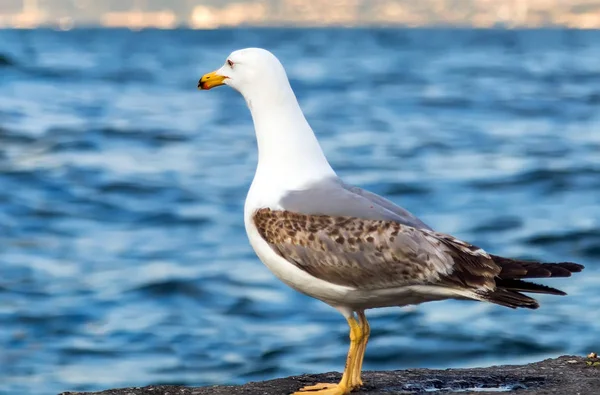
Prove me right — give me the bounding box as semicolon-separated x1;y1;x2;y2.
292;316;363;395
350;311;370;387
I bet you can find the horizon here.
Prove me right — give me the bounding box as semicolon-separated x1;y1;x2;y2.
1;0;600;29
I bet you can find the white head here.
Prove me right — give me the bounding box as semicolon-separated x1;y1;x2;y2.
198;48;336;188
198;48;293;105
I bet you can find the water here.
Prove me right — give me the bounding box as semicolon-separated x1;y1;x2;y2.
1;28;599;395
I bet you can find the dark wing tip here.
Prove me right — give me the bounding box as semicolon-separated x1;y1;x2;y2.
495;278;567;296
558;262;585;273
491;254;585;279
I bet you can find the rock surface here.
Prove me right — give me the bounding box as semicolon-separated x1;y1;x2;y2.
60;355;599;395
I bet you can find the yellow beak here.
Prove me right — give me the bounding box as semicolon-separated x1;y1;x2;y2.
198;71;227;90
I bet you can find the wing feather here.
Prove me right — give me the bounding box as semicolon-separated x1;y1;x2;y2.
253;208;499;291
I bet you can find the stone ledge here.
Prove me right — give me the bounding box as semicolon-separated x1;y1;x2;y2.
59;355;600;395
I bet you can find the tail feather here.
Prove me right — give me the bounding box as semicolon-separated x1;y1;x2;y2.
478;255;584;309
480;289;539;309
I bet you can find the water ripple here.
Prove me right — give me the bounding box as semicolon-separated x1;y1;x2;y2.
0;28;599;395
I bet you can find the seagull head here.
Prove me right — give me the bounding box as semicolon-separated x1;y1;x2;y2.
198;48;291;101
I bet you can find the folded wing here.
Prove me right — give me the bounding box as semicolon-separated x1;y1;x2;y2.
253;208;584;309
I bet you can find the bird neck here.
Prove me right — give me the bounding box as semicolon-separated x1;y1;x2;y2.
246;84;336;188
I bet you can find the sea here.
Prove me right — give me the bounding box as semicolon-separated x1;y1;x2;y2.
1;28;599;395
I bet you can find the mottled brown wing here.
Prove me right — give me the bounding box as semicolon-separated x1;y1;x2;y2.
253;208;500;291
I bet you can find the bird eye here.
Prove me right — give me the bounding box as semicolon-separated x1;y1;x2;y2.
227;59;234;67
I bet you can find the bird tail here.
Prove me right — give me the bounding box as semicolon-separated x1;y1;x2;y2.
479;255;584;309
479;288;540;309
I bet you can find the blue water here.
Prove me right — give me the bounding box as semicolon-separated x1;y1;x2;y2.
1;28;599;395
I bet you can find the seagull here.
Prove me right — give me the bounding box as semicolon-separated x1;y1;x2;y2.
197;48;584;395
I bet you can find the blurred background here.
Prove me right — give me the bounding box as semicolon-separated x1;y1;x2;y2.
1;1;600;395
